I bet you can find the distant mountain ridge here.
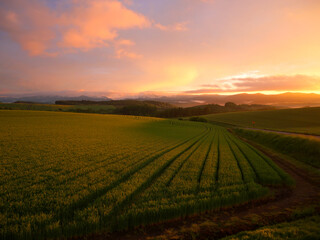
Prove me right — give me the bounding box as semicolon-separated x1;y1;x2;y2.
0;95;111;104
55;99;174;109
1;92;320;108
138;92;320;107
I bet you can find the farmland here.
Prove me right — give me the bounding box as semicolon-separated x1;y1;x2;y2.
0;102;116;114
204;107;320;135
0;110;292;239
222;215;320;240
234;128;320;168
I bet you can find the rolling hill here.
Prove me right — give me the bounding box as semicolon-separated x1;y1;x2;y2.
204;107;320;135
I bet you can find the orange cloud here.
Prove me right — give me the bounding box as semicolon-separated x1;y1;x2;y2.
231;75;320;92
0;0;193;57
155;22;188;32
0;0;150;56
115;48;142;59
59;0;150;50
186;75;320;94
0;0;56;56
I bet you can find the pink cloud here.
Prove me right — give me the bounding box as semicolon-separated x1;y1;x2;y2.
59;0;150;50
113;39;141;59
0;0;56;56
155;22;188;32
0;0;193;57
115;48;142;59
0;0;150;56
187;75;320;94
230;75;320;91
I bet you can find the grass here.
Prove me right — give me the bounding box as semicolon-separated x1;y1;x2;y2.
234;128;320;168
0;110;292;239
0;102;115;114
221;215;320;240
203;107;320;135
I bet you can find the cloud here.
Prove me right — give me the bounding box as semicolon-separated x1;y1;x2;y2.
0;0;57;56
186;75;320;94
113;38;142;59
114;48;142;59
0;0;150;56
230;75;320;91
59;0;150;50
184;88;226;94
0;0;189;57
155;22;188;32
201;84;219;88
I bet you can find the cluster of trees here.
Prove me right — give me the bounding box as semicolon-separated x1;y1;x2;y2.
56;100;173;109
114;105;157;116
53;100;274;118
156;102;274;118
188;116;208;122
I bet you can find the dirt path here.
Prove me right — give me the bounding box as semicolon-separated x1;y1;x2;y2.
241;127;320;141
80;140;320;240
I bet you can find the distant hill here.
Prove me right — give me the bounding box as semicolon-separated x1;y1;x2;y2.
157;102;275;118
55;99;174;109
0;95;111;104
204;106;320;135
140;92;320;108
2;92;320;108
1;100;274;118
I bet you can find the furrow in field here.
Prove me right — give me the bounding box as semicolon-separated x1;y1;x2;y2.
226;134;282;185
241;139;293;184
56;138;172;185
167;130;215;194
0;137;144;186
225;134;258;183
0;137;169;199
225;135;245;183
53;136;201;204
214;130;220;186
198;131;219;192
196;131;216;193
97;130;210;228
55;129;209;223
55;130;209;235
122;130;214;215
1;128;209;218
217;130;243;186
165;132;211;187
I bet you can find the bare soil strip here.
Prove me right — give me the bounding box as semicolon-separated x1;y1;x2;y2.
77;135;320;240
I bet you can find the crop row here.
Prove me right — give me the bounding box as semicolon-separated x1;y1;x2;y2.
0;111;292;239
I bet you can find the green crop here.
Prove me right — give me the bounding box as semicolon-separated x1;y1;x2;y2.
0;110;292;239
204;107;320;135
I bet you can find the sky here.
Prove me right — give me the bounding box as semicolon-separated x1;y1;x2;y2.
1;0;320;97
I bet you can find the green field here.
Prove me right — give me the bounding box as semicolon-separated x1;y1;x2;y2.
234;128;320;168
0;110;292;239
0;102;115;114
222;215;320;240
204;107;320;135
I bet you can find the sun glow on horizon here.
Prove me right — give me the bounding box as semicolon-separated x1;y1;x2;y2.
185;90;320;96
1;0;320;95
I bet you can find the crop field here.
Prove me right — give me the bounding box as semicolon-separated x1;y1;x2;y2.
222;215;320;240
0;110;292;239
204;107;320;135
234;128;320;168
0;102;115;114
